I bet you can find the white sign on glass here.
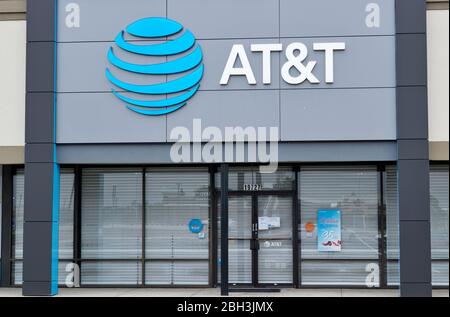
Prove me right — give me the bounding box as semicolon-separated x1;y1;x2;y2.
258;217;281;231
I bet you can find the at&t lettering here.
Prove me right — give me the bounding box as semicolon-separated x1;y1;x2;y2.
220;42;346;85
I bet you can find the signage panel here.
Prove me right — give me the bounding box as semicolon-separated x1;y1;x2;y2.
55;0;399;145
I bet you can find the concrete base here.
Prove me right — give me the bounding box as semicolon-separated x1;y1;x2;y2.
0;288;448;297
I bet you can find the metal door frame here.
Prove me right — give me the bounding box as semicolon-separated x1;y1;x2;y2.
215;190;296;288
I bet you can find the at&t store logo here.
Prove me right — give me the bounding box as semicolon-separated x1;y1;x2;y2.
106;17;204;116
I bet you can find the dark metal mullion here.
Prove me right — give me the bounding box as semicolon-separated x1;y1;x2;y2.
220;164;229;296
295;284;400;290
250;237;292;241
252;193;258;287
227;190;295;196
141;167;146;287
144;258;209;262
378;165;388;288
209;166;217;287
302;258;383;262
73;166;82;285
78;284;210;289
293;166;300;288
215;190;295;198
25;257;227;262
1;165;13;287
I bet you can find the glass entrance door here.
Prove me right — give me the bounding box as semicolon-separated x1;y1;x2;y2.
257;195;293;285
226;194;293;287
228;196;253;284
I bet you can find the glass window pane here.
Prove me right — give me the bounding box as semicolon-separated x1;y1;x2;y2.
145;261;209;285
81;168;142;259
216;167;294;191
13;261;23;285
432;261;449;286
0;166;2;259
387;260;399;286
173;261;209;285
229;240;252;284
299;166;380;286
257;168;295;191
302;260;377;286
385;166;400;285
217;168;253;191
145;168;209;285
216;197;253;284
81;261;142;285
300;166;379;260
385;166;399;260
228;196;252;239
430;165;449;286
145;261;172;285
59;170;75;259
12;170;24;260
258;196;292;239
430;165;449;259
258;196;293;284
258;239;293;284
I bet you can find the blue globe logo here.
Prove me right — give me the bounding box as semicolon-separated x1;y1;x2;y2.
106;17;203;116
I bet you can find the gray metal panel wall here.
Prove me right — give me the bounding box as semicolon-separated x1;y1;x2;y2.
56;0;398;144
56;141;397;165
395;0;432;297
22;0;60;296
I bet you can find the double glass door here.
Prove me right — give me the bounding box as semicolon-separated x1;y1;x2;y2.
227;193;293;286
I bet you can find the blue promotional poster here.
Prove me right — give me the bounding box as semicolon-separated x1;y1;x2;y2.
317;209;342;252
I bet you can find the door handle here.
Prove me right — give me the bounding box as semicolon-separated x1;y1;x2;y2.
253;223;259;237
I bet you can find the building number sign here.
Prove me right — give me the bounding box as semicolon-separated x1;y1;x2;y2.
243;184;263;191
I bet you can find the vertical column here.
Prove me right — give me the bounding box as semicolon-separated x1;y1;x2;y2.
220;164;229;296
395;0;432;297
209;166;218;287
23;0;59;296
1;166;13;287
377;166;388;288
73;167;82;279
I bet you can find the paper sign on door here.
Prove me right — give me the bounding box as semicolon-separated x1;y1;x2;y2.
258;217;281;230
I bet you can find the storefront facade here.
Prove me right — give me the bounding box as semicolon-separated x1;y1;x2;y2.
4;164;448;289
0;0;448;297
